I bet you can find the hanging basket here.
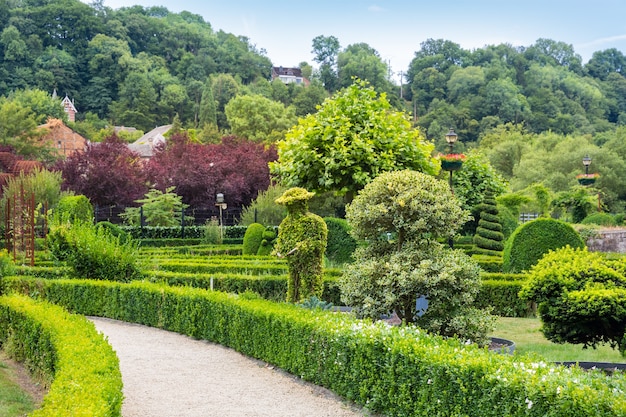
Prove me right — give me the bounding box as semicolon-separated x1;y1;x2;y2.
577;177;596;186
441;160;464;171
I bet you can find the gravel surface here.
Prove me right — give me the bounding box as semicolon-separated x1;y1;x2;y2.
89;317;373;417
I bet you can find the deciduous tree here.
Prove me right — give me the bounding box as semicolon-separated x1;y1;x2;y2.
270;79;438;202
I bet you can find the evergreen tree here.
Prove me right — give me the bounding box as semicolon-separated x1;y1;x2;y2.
198;78;217;128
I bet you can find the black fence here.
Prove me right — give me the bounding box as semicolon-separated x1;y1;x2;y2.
94;205;243;227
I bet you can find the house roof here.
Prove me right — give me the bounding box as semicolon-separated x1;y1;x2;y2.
37;118;87;157
128;125;172;158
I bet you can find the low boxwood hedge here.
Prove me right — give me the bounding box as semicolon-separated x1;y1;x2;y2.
0;294;122;417
3;277;625;417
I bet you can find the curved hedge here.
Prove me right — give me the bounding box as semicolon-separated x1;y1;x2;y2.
503;218;585;272
3;277;625;417
0;294;122;417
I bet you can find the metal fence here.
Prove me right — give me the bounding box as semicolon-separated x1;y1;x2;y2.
94;205;243;226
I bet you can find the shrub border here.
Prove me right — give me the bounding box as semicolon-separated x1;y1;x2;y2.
0;293;123;417
2;277;625;416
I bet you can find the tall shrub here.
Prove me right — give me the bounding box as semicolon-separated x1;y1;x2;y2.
341;170;494;346
53;194;94;224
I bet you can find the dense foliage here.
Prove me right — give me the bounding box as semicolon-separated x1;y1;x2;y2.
520;246;626;355
341;170;494;345
503;218;585;272
0;294;123;416
56;135;147;207
273;187;328;302
271;79;438;201
323;217;356;264
144;134;277;209
7;278;623;416
242;223;265;255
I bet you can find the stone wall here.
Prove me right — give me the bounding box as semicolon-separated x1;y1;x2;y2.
587;228;626;253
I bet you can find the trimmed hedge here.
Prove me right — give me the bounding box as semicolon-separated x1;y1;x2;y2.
3;277;625;417
503;218;585;273
242;223;266;255
118;225;247;240
323;217;357;264
142;270;343;305
0;294;122;416
477;279;534;317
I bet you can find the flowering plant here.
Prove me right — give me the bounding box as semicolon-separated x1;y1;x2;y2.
438;153;466;162
575;173;600;179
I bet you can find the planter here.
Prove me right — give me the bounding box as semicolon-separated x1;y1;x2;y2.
555;361;626;376
488;337;515;355
441;160;463;171
578;177;596;186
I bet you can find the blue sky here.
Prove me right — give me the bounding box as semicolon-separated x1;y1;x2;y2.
86;1;626;83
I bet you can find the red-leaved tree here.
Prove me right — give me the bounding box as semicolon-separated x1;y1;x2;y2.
145;134;277;209
56;135;148;207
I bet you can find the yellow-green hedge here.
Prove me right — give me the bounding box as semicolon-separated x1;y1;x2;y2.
3;276;625;416
0;294;122;417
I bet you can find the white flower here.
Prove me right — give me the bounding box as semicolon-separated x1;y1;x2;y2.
427;379;432;384
525;398;533;409
556;386;562;394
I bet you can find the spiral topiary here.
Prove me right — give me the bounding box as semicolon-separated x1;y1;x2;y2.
503;218;585;273
473;192;504;255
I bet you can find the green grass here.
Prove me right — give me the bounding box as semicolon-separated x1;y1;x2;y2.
0;357;38;417
491;316;626;363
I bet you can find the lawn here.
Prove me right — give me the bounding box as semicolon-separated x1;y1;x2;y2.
491;316;625;363
0;354;38;417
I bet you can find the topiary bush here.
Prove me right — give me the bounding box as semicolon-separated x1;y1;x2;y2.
520;246;626;355
242;223;266;255
581;212;617;227
503;218;585;273
256;226;277;256
323;217;357;264
342;170;494;346
473;192;504;255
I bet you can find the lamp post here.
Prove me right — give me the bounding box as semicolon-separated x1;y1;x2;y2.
215;193;227;240
582;155;591;175
445;128;458;248
445;128;458;190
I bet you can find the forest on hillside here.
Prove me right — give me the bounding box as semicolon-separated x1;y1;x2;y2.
4;0;626;217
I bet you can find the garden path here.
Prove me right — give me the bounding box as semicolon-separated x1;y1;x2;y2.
89;316;371;417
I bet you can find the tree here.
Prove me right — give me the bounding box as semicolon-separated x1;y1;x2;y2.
120;186;191;227
311;35;340;91
57;135;147;207
270;79;438;202
145;134;277;209
337;42;389;92
225;94;297;143
198;77;217;129
340;170;494;346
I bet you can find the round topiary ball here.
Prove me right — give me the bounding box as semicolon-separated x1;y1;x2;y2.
242;223;266;255
581;212;617;227
503;218;585;273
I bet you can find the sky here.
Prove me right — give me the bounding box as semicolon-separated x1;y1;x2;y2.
83;0;626;83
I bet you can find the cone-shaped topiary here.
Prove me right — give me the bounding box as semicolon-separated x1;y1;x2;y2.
473;192;505;255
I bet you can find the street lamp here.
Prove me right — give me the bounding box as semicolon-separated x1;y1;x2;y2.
444;128;458;248
582;155;591;175
215;193;227;240
445;128;458;154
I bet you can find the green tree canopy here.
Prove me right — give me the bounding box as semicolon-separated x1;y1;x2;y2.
270;79;438;201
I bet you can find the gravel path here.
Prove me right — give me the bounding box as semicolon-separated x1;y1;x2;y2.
89;317;372;417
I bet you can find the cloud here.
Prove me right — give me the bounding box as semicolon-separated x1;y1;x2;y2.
578;34;626;48
368;5;385;12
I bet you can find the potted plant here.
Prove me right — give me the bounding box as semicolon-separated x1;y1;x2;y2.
576;172;599;186
439;153;466;171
